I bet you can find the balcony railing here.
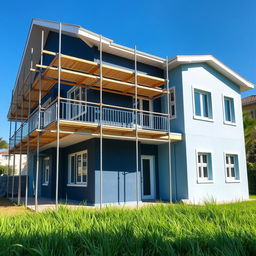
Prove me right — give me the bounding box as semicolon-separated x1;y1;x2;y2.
10;100;168;148
58;100;168;131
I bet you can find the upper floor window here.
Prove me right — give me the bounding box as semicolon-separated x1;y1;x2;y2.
197;152;213;183
194;89;213;120
224;96;235;124
225;154;240;182
170;87;176;119
42;157;50;186
68;150;88;186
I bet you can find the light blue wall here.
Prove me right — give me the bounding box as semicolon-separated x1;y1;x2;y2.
158;66;188;202
173;63;249;203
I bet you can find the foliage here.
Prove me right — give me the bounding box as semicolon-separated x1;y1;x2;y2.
1;202;256;255
243;113;256;161
0;165;9;175
0;138;7;150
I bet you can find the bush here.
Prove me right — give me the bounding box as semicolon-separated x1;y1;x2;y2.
247;162;256;195
0;165;10;176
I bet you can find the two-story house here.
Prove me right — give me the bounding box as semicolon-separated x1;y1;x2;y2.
8;19;253;208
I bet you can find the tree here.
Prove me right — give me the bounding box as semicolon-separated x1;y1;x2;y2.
243;113;256;161
0;138;8;150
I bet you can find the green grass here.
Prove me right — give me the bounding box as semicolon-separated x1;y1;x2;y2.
1;201;256;256
249;194;256;199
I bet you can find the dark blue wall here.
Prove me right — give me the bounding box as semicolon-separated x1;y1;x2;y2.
39;31;163;113
37;138;159;204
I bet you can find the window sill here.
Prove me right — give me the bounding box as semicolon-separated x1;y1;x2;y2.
225;179;240;183
223;121;236;126
197;180;214;184
67;183;87;187
193;115;214;123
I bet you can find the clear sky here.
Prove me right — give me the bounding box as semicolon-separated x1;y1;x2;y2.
0;0;255;141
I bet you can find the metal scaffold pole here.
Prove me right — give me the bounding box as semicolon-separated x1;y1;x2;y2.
55;23;62;210
6;121;12;198
99;35;103;209
25;48;33;208
134;46;139;209
166;57;172;203
12;99;18;201
18;89;24;205
35;30;44;211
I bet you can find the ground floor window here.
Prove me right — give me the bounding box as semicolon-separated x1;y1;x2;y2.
42;157;50;186
68;150;88;186
197;152;213;183
225;154;240;182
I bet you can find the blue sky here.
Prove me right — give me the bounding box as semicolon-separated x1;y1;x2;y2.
0;0;255;141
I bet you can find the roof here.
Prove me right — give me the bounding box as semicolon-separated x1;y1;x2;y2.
0;150;8;155
11;19;254;110
168;55;254;92
242;95;256;106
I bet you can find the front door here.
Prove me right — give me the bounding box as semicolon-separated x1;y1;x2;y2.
141;155;155;200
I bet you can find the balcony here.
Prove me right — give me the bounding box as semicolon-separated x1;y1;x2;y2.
10;99;182;152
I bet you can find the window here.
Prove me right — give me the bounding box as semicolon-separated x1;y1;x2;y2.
197;152;213;182
224;97;235;124
68;150;88;185
194;89;213;119
67;87;87;120
225;154;240;182
170;87;176;119
42;157;50;185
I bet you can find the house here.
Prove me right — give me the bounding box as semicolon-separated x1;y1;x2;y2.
7;19;254;207
0;150;27;175
242;95;256;118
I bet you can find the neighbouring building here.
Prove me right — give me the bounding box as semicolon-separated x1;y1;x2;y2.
242;95;256;118
0;150;27;175
7;19;254;206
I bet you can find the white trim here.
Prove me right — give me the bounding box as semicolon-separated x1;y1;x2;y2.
195;149;214;184
68;149;88;186
141;155;156;200
42;156;50;186
222;94;236;126
67;184;87;187
169;55;254;91
192;86;214;122
223;153;241;183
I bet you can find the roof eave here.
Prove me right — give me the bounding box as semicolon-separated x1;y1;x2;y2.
168;55;254;92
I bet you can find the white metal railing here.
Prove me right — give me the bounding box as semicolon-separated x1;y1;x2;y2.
10;100;168;147
58;100;168;131
44;103;56;127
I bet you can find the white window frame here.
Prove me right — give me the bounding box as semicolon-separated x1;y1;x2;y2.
224;153;240;183
42;157;50;186
67;150;88;187
133;97;153;128
196;150;214;184
222;94;236;126
192;86;213;122
67;87;87;120
170;87;176;119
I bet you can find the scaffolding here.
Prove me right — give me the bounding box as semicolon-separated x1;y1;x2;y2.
8;23;181;210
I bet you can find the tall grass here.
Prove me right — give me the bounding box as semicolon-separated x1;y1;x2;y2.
0;201;256;255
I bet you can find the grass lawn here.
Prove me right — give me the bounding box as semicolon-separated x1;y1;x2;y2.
0;198;28;216
0;201;256;255
249;194;256;199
